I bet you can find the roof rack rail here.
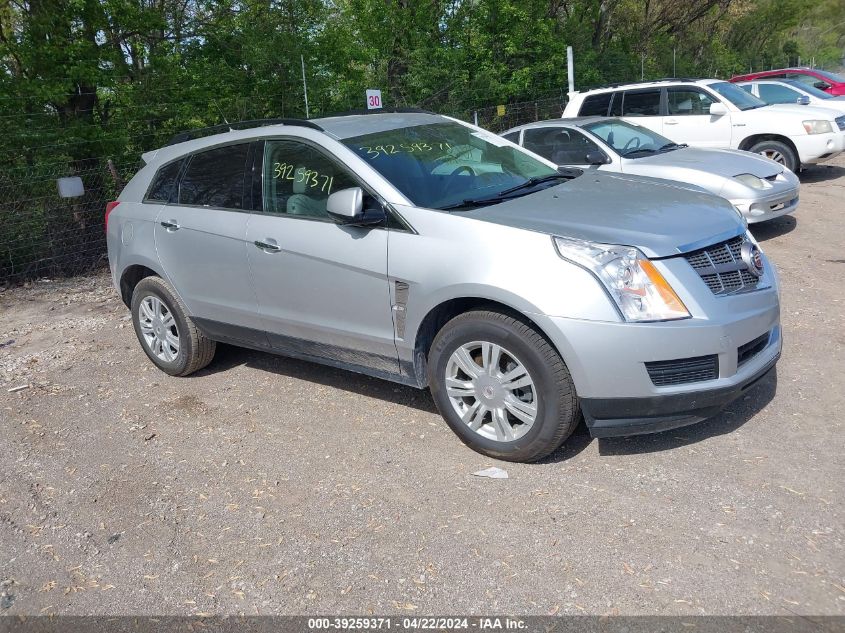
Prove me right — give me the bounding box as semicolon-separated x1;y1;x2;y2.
165;118;323;147
316;106;436;118
590;77;701;90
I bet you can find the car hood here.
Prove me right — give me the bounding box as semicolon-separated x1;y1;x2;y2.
626;147;782;179
461;172;744;258
761;103;843;120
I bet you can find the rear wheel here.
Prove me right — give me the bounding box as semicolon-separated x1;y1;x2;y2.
749;139;798;173
130;276;216;376
428;310;578;462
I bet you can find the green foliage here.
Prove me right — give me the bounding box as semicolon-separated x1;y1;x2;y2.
0;0;843;280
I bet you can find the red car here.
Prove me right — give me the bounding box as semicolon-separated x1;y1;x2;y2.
730;67;845;97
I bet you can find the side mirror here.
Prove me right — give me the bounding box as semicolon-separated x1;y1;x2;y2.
584;150;610;165
796;95;811;105
326;187;385;226
709;102;728;116
814;81;831;91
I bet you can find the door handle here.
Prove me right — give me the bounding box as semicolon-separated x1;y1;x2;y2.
664;119;678;125
254;239;281;253
160;220;180;230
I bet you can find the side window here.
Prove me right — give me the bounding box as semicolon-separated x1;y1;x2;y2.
666;88;715;115
524;127;600;165
758;83;801;104
788;73;822;87
178;144;250;209
621;89;661;116
501;131;520;143
262;140;357;219
145;158;185;203
578;93;612;116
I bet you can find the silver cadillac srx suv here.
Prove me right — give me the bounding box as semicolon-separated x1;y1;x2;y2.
106;110;782;462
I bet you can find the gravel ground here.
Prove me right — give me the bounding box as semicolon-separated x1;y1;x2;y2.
1;157;844;617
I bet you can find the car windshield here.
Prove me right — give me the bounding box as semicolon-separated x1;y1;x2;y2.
582;119;680;158
815;69;845;84
342;122;563;209
783;79;832;99
710;81;767;110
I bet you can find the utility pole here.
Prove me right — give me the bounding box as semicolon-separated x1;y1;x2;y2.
673;48;676;77
641;53;645;81
566;46;575;94
301;55;310;119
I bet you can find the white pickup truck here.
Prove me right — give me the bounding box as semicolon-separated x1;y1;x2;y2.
562;78;845;172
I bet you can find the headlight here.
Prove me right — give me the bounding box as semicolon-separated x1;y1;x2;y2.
734;173;766;189
803;119;833;134
553;236;690;322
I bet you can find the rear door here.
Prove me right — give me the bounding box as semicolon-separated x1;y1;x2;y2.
662;86;732;148
245;138;397;374
154;142;265;342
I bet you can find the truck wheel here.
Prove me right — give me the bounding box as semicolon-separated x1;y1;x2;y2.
749;140;798;173
428;310;578;462
130;276;216;376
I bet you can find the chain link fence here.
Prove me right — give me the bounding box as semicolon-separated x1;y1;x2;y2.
0;93;569;286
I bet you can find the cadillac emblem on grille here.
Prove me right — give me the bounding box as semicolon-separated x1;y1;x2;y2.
741;242;764;278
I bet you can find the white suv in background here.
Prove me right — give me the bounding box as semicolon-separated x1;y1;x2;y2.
562;78;845;172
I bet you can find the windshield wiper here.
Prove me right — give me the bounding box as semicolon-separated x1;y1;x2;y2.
439;172;577;211
494;172;577;197
621;147;658;157
658;142;687;152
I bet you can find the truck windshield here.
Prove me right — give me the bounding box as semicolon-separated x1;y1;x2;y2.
342;122;564;210
710;81;767;110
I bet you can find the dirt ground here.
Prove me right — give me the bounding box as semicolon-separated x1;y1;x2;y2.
1;156;844;617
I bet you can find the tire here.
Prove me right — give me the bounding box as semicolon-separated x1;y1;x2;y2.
749;139;799;173
427;310;578;462
130;276;216;376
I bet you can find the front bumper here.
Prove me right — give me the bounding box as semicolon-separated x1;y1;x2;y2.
732;187;799;223
793;131;845;164
581;349;779;437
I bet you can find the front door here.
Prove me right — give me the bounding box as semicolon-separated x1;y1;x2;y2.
153;142;265;342
245;138;398;375
662;87;732;148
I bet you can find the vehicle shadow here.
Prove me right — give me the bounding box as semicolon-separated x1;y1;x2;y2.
199;345;775;463
750;214;796;241
595;368;777;457
799;164;845;184
201;343;439;413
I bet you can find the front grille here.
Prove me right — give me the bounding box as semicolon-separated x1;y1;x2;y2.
737;332;770;367
835;115;845;131
645;355;719;386
684;236;761;295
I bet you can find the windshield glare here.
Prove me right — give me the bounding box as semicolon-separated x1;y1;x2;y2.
783;79;831;99
710;81;767;110
342;122;560;209
582;119;676;157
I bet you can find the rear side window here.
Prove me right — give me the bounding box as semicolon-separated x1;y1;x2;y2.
622;90;661;116
178;144;250;209
145;158;185;203
501;131;520;143
524;127;600;165
578;93;612;116
609;91;623;116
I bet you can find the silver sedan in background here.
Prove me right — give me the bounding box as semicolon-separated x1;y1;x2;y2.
502;117;800;223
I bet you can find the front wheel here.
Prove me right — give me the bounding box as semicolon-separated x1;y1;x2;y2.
428;310;578;462
749;140;798;173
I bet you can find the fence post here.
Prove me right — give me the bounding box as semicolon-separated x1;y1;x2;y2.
473;111;478;126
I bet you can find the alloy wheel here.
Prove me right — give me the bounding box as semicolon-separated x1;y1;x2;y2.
444;341;538;442
138;295;180;362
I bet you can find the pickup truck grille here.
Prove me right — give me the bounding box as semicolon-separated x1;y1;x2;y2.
836;115;845;131
684;236;761;295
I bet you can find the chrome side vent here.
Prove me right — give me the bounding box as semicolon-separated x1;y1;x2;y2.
393;281;410;339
